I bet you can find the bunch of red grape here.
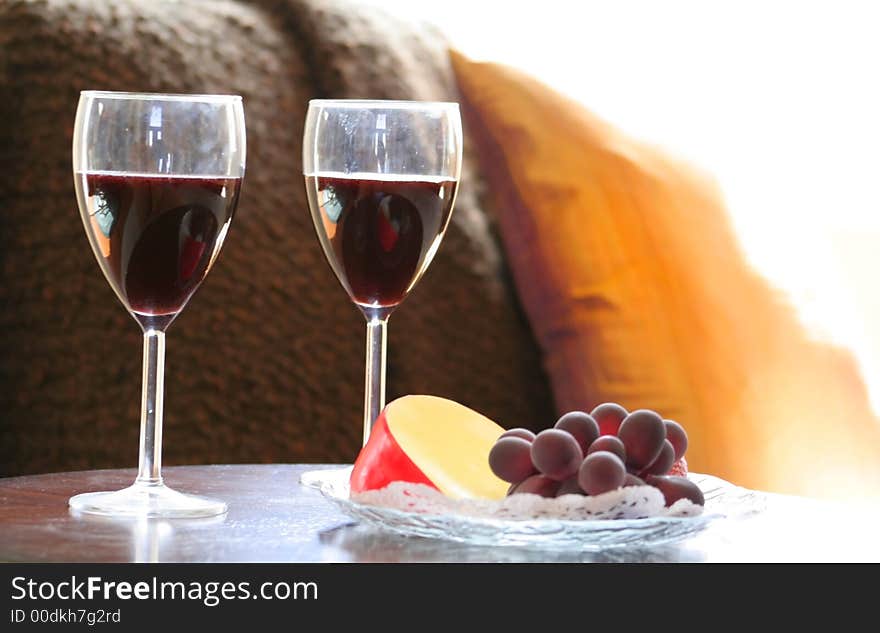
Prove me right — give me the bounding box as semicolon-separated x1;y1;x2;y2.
488;403;704;507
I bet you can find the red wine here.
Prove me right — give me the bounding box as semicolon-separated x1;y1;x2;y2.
75;173;241;319
305;174;457;308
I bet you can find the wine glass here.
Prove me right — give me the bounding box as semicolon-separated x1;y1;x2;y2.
303;100;463;446
70;91;246;518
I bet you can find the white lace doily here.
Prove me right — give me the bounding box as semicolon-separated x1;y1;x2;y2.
301;468;763;549
352;480;703;520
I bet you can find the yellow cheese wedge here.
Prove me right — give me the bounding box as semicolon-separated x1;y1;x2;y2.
350;395;509;500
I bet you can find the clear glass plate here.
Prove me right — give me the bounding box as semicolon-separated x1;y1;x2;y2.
302;468;765;550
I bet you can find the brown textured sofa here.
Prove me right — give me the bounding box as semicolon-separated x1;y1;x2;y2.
0;0;555;475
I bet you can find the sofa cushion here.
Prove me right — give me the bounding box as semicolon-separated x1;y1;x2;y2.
451;51;880;499
0;0;554;475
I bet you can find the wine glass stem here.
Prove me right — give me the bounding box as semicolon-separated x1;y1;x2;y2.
136;329;165;486
363;316;388;446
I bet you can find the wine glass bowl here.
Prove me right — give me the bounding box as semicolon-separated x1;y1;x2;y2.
303;100;463;445
78;173;240;330
70;91;245;518
304;174;458;310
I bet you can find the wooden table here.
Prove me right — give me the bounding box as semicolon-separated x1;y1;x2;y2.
1;464;878;562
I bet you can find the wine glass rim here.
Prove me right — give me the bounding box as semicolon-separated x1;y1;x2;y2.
308;99;459;110
80;90;243;102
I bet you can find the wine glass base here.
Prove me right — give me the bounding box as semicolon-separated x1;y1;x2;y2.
69;482;227;519
300;467;353;490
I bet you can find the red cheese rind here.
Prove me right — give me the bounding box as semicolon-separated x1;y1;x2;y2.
350;410;437;494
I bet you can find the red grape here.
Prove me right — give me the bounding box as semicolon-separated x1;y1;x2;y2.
488;437;536;483
554;412;599;454
556;476;584;496
586;435;626;462
617;409;666;469
640;439;675;477
577;451;626;496
590;402;628;436
530;429;584;481
624;473;646;487
669;458;688;477
499;428;536;442
645;475;704;506
509;474;560;498
663;420;688;462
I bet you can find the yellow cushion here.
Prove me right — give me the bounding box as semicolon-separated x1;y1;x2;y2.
451;50;880;499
